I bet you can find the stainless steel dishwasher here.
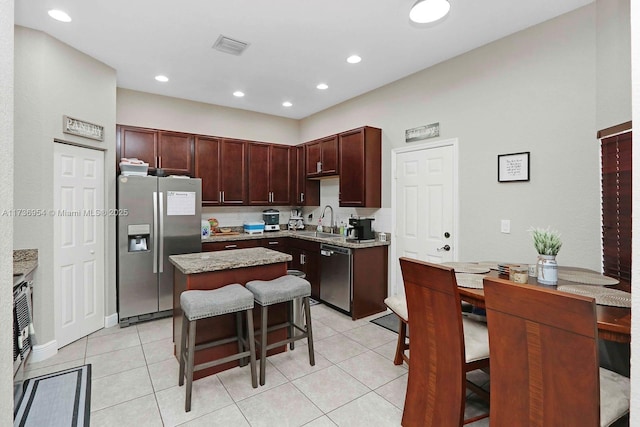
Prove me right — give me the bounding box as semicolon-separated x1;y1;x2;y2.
320;244;352;313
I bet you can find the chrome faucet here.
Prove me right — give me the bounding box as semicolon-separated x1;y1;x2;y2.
321;205;334;233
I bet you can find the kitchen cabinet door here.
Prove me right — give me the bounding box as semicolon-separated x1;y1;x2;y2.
291;146;320;206
158;131;194;176
248;143;271;205
288;239;321;300
269;144;291;205
194;136;221;205
219;139;247;205
305;135;338;177
351;245;388;319
117;125;157;171
338;126;381;207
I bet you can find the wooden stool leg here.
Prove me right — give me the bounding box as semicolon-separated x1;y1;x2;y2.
394;319;407;365
185;319;197;412
259;304;268;386
236;311;248;367
288;300;295;350
178;313;188;386
303;296;315;366
246;308;258;388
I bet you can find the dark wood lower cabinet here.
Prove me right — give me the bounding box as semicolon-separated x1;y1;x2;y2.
352;245;388;319
287;239;321;300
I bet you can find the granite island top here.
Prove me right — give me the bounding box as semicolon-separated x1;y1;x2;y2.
13;249;38;277
169;247;292;275
202;229;390;249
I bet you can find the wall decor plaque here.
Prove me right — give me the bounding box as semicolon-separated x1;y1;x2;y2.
63;116;104;141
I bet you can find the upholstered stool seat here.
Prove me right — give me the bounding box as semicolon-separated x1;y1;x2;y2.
179;284;257;412
246;275;315;385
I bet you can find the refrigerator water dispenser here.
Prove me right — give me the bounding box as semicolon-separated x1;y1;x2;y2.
128;224;150;252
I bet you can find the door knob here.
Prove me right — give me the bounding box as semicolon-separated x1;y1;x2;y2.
444;232;450;238
90;250;95;254
437;245;451;252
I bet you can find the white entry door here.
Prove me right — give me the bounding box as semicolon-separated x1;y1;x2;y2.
392;141;457;297
53;142;105;348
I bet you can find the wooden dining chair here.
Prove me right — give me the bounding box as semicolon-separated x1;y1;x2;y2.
483;277;630;427
383;295;409;365
399;257;490;427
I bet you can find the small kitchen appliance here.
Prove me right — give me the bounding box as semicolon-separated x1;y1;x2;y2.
263;209;280;231
347;217;375;242
244;221;265;234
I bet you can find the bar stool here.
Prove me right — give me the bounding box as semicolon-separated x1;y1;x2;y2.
178;284;257;412
246;275;315;385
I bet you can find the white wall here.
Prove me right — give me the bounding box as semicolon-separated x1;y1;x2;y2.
117;88;300;146
13;26;117;347
301;5;603;270
1;0;13;422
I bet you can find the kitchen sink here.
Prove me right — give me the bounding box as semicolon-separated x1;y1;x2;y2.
294;230;344;240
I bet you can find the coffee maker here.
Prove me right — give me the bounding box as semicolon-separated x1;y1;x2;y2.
347;217;375;241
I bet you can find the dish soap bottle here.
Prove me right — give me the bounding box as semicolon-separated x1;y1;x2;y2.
317;219;323;232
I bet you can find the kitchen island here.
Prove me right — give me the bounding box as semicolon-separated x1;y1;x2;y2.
169;247;292;379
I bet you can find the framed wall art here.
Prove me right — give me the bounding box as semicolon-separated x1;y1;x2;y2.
498;152;530;182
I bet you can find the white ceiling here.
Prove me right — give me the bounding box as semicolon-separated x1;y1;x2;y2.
15;0;593;120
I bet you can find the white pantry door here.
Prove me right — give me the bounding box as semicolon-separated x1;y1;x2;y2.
392;141;456;297
53;143;105;348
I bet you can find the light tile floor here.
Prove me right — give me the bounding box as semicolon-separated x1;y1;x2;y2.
22;303;489;427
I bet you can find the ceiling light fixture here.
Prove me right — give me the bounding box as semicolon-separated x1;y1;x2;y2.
316;83;329;90
346;55;361;64
282;101;293;107
155;75;169;82
47;9;72;22
409;0;451;24
233;91;245;97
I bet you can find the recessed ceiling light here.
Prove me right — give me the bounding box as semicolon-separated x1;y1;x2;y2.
409;0;451;24
155;75;169;82
347;55;362;64
316;83;329;90
282;101;293;107
233;91;245;97
48;9;72;22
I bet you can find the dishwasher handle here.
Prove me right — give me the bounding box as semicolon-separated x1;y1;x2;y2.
320;244;351;256
321;249;332;256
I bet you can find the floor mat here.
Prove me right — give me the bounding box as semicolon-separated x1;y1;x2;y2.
370;312;407;335
14;364;91;427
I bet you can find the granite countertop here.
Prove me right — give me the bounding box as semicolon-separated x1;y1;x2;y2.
169;247;292;275
202;229;390;249
13;249;38;277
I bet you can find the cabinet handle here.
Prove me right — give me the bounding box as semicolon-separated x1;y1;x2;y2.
301;253;306;265
316;161;322;173
300;192;304;202
225;244;238;249
221;191;225;203
268;241;278;245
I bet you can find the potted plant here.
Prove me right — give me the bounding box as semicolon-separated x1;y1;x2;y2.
530;227;561;285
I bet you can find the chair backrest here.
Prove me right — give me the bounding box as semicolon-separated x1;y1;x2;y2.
399;257;467;427
483;277;600;426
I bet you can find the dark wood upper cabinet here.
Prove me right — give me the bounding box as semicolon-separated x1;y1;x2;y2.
290;145;320;206
157;131;194;176
195;136;246;205
117;125;157;170
305;135;338;177
117;125;194;176
247;142;291;205
338;126;382;208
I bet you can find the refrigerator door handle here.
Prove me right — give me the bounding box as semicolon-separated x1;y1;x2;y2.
152;191;158;273
159;191;164;273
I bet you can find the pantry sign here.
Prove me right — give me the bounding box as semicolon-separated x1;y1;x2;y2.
405;122;440;143
63;115;104;141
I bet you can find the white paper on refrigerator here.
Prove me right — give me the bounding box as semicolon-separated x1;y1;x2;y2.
166;191;196;216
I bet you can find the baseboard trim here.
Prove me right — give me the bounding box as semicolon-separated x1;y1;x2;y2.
29;339;58;363
104;312;118;329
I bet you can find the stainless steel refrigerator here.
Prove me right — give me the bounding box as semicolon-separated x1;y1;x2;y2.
117;175;202;326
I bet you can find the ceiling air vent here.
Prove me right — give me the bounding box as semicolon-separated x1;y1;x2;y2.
212;35;250;56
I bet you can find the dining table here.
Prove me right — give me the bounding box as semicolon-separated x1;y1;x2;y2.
450;263;631;344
